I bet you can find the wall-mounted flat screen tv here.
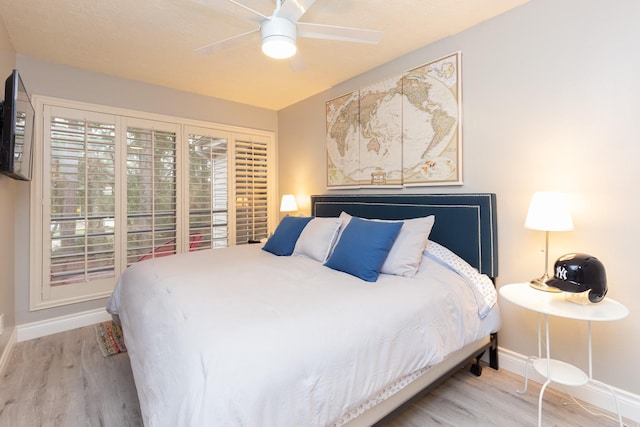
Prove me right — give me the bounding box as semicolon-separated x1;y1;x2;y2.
0;70;35;181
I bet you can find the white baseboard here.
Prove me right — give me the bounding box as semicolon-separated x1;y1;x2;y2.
0;327;17;378
498;347;640;423
16;308;112;342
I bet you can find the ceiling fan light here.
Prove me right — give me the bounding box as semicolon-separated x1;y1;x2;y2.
262;35;297;59
261;16;297;59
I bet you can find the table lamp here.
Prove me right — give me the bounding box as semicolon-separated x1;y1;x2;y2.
524;192;574;291
280;194;298;215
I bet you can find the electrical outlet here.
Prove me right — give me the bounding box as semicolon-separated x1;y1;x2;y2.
0;313;4;335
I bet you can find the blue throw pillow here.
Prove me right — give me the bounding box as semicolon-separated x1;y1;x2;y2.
324;217;403;282
262;216;314;256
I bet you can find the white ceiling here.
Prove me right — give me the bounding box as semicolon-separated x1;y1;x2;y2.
0;0;528;111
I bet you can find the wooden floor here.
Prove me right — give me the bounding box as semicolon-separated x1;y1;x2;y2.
0;325;636;427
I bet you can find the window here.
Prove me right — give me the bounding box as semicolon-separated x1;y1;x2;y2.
31;98;275;310
187;128;229;250
234;135;270;245
49;115;117;286
125;121;179;265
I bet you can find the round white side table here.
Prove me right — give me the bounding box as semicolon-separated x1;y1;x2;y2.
499;282;629;427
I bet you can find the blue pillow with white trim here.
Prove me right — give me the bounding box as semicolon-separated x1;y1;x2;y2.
262;216;314;256
324;217;403;282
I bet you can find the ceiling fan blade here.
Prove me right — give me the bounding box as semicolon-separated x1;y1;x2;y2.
297;22;383;44
276;0;316;22
288;52;307;72
195;27;260;55
227;0;270;21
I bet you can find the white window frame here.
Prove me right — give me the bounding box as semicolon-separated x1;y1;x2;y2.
122;117;182;267
232;133;272;245
184;126;233;250
30;96;276;311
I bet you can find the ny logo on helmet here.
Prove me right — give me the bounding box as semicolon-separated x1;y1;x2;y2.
556;265;568;281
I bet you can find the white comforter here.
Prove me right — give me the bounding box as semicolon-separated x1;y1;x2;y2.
107;244;499;427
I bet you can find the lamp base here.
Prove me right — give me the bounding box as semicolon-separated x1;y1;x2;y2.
529;274;562;293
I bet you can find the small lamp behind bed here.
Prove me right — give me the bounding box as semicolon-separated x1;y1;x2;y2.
280;194;298;215
525;192;574;292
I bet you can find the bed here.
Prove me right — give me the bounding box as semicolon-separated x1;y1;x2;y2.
107;193;500;427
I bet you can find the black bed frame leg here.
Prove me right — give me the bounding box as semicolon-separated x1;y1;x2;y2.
469;333;499;377
470;352;484;376
489;332;499;370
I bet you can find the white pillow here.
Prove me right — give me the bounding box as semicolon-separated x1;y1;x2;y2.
380;216;435;277
335;211;352;242
423;240;497;318
324;211;353;257
335;212;435;278
293;217;342;263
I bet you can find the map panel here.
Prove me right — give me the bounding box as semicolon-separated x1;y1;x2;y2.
358;75;403;187
326;91;360;188
402;53;461;185
326;52;462;188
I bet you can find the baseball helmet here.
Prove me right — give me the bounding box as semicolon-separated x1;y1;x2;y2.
547;253;607;303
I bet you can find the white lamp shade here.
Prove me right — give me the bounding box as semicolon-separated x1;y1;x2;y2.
525;192;574;232
280;194;298;212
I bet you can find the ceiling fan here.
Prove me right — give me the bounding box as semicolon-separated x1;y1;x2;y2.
196;0;383;65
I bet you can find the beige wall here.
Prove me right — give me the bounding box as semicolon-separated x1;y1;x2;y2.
13;56;278;325
0;15;16;355
278;0;640;394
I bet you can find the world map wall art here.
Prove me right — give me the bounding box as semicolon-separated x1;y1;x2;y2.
326;52;462;188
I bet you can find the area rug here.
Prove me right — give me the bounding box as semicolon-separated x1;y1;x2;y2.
95;320;127;357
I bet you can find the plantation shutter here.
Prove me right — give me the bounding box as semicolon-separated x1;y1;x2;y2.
234;136;270;245
187;130;229;250
48;113;117;287
34;97;275;310
125;122;178;265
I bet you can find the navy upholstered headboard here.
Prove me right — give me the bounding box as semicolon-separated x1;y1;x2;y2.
311;193;498;278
